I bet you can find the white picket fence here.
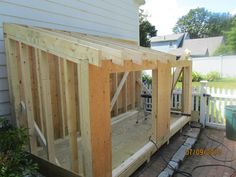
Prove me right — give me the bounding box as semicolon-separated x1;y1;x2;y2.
142;82;236;129
204;87;236;129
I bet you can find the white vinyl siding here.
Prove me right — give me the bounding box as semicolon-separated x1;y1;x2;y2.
0;0;140;117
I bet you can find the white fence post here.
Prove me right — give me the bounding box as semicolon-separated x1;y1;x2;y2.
200;80;208;127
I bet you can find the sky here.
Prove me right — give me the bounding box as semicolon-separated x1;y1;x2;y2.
140;0;236;36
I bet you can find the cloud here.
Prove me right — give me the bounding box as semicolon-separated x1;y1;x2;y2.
140;0;189;35
230;8;236;15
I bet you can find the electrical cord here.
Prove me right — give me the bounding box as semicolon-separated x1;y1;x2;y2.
149;138;192;177
189;121;236;162
149;122;236;177
205;133;236;162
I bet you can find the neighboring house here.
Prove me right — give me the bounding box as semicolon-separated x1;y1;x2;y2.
150;33;189;52
0;0;144;119
169;36;224;58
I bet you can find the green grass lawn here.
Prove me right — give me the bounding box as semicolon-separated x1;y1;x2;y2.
176;79;236;89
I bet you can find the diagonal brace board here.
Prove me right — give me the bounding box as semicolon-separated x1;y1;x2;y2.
171;68;183;94
110;72;129;111
171;51;191;94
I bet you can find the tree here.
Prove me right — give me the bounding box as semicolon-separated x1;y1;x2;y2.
139;9;157;47
214;17;236;55
173;8;233;39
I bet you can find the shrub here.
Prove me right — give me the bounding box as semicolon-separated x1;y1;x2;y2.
192;71;205;82
206;71;221;81
142;73;152;86
0;118;38;177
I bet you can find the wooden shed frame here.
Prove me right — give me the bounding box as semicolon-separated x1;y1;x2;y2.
3;23;192;177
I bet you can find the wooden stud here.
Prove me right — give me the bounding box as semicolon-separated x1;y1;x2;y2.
131;72;136;109
77;62;93;177
48;54;62;139
34;49;45;134
38;50;56;163
182;64;192;114
89;63;112;177
19;42;37;153
114;73;119;115
64;60;79;173
152;62;171;142
4;37;21;126
57;58;67;137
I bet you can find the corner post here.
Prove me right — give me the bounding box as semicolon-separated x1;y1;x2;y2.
182;63;192;115
200;80;208;127
152;62;171;143
79;61;111;177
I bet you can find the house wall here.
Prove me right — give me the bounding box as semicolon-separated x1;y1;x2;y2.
192;55;236;77
151;37;183;52
0;0;141;118
151;41;178;52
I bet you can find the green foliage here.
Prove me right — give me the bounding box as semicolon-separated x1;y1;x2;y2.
0;118;38;177
139;9;157;47
192;71;205;82
173;7;233;39
142;73;152;86
178;71;220;82
215;17;236;55
206;71;221;81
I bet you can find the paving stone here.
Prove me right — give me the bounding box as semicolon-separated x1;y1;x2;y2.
171;145;189;163
184;137;196;148
158;171;169;177
183;128;200;138
163;161;179;176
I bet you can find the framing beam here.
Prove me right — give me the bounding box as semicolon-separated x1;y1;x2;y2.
3;23;100;65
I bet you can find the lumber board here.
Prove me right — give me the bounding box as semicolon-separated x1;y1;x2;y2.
38;50;56;163
62;30;176;62
34;121;46;147
3;23;100;65
29;47;43;134
48;54;62;139
34;49;45;134
103;60;158;73
169;60;191;67
89;63;112;177
110;72;129;111
152;62;171;142
182;64;192;114
29;153;81;177
171;67;183;95
170;52;191;92
77;62;93;177
4;37;20;126
57;58;67;138
131;72;136;109
64;60;79;173
19;42;37;153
